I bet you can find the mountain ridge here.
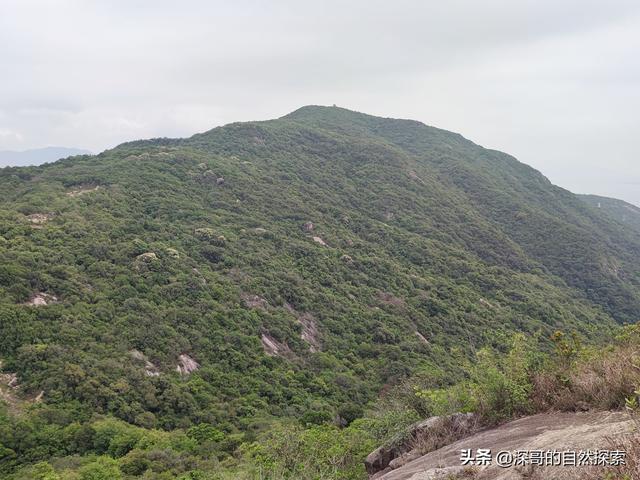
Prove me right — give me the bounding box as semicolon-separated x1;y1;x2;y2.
0;105;638;478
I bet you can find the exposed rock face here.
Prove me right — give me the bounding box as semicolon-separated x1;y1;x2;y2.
312;236;328;247
176;354;200;375
242;293;269;310
377;291;406;308
303;221;314;232
130;350;161;377
195;228;216;240
192;268;207;285
284;303;321;352
0;362;45;413
216;177;225;185
253;227;268;235
414;331;429;345
0;360;24;414
136;252;158;262
365;413;478;477
299;313;321;352
261;333;291;357
201;170;217;183
195;228;225;245
378;411;635;480
341;254;354;264
165;248;180;258
479;298;495;309
23;292;58;306
134;252;158;270
408;170;425;184
66;185;100;197
0;368;18;391
26;213;53;226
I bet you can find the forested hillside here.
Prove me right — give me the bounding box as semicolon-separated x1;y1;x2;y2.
0;106;638;479
580;194;640;235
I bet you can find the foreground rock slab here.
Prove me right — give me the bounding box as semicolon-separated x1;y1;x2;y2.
367;413;478;477
378;411;635;480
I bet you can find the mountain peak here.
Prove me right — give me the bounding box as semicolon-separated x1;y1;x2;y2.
282;104;422;127
281;104;388;128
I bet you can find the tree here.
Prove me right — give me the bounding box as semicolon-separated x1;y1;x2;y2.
79;456;122;480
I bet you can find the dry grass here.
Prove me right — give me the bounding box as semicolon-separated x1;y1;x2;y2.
550;430;640;480
599;432;640;480
530;343;640;413
409;415;481;456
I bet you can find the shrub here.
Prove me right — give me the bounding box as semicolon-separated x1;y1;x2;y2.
79;456;122;480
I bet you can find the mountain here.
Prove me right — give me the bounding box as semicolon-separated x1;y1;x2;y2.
0;146;92;168
580;194;640;234
0;106;639;478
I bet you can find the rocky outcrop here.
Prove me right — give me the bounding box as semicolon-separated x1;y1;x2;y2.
479;298;496;309
130;350;161;377
195;228;226;244
378;411;635;480
176;354;200;375
377;291;406;308
366;413;478;478
312;236;328;247
260;333;291;357
284;303;321;352
407;170;425;184
414;331;429;345
0;369;18;391
0;360;26;414
136;252;158;262
341;254;354;264
133;252;158;271
242;293;269;310
192;268;207;285
303;221;314;232
298;313;321;352
66;185;100;197
26;213;53;227
201;170;217;183
23;292;58;306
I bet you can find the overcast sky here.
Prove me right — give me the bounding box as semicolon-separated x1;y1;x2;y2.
1;1;639;205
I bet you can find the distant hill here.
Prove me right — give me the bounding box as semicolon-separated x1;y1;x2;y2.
0;146;92;167
580;194;640;234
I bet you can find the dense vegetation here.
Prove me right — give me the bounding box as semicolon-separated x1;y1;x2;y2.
0;106;639;478
580;194;640;235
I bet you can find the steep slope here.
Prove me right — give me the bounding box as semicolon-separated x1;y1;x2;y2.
0;107;638;472
281;107;640;322
580;194;640;234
